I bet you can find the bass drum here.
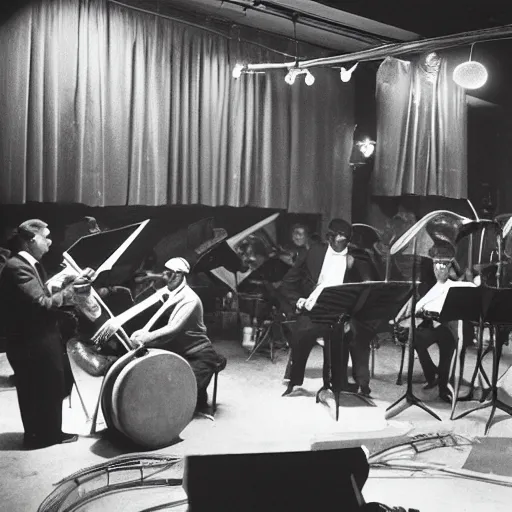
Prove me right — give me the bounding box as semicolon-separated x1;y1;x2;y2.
101;348;197;449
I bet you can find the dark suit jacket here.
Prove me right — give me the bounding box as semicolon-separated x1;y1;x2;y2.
0;254;67;340
279;242;378;308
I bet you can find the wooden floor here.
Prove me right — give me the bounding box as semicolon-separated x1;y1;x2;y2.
1;338;512;511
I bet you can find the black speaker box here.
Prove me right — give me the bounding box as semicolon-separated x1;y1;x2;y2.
184;447;369;512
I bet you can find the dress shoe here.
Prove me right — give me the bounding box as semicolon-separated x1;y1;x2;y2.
359;386;372;397
282;384;295;397
341;383;359;393
439;390;453;404
59;432;79;444
422;377;438;390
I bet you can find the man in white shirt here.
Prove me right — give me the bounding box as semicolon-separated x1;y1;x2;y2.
279;218;378;397
398;244;475;403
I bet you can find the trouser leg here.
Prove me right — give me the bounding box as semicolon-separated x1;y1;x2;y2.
435;325;457;391
348;321;373;390
414;328;438;384
328;326;351;390
187;347;226;407
289;328;321;386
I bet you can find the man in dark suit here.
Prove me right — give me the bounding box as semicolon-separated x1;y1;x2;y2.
280;218;378;397
0;219;79;448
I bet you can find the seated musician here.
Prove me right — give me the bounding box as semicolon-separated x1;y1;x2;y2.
280;218;378;398
128;257;227;415
396;244;476;403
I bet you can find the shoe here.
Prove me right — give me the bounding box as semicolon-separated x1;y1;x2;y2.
439;390;453;404
341;383;359;393
195;403;213;416
422;378;438;390
360;386;372;397
59;432;79;444
23;434;49;449
282;384;295;397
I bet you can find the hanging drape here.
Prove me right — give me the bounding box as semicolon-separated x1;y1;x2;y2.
0;0;355;222
371;54;467;198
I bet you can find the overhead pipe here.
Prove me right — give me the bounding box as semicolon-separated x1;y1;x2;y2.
244;24;512;72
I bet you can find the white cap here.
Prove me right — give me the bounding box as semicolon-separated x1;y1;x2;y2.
164;257;190;274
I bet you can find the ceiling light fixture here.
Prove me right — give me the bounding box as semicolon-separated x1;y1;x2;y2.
284;67;315;86
453;43;488;90
232;63;245;79
340;63;358;83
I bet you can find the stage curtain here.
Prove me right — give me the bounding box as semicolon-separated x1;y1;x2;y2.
371;55;467;198
0;0;354;221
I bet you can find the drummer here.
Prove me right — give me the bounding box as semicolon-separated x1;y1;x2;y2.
130;257;226;415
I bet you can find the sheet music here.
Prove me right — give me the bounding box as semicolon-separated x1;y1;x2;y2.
396;280;476;327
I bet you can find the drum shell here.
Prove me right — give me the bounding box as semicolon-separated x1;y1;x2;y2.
101;348;197;449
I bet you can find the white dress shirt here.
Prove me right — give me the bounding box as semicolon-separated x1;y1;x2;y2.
18;250;38;271
304;246;348;311
397;279;476;328
416;280;475;313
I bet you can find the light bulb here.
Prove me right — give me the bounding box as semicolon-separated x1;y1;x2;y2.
340;67;351;82
340;63;358;83
453;61;488;89
284;70;296;85
304;70;315;86
232;63;244;79
357;138;375;158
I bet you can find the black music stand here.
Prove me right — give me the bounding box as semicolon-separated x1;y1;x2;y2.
311;281;413;421
384;272;460;422
454;288;512;434
435;286;489;419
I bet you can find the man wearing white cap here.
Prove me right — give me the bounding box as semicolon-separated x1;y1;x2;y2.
130;257;226;414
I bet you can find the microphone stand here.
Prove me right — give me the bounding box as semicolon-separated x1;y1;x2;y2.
385;240;441;421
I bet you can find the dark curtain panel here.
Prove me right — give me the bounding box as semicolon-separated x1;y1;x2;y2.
0;0;355;222
371;54;467;198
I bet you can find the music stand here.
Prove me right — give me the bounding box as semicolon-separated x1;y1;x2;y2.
385;263;446;422
454;288;512;434
435;286;488;419
311;281;413;421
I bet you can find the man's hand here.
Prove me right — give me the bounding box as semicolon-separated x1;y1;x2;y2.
296;297;307;311
130;330;152;346
79;267;95;280
91;318;121;345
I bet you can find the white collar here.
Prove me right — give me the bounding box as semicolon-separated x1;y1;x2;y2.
18;250;39;269
326;246;348;257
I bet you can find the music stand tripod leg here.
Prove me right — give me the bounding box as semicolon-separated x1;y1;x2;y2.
450;322;464;419
385;321;441;422
246;325;271;362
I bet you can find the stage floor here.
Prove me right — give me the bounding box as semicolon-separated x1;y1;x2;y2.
1;338;512;511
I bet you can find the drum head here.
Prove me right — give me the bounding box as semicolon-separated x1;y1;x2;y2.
111;349;197;449
101;350;138;430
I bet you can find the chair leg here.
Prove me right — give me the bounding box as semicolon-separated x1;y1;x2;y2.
212;371;219;415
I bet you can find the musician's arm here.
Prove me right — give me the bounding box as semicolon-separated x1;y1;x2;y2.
278;250;308;307
9;264;74;309
134;298;196;347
